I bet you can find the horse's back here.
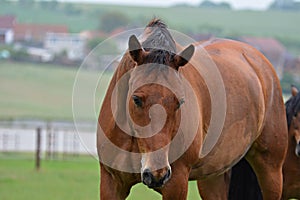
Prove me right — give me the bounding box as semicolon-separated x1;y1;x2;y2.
188;38;286;178
202;38;280;96
201;38;284;130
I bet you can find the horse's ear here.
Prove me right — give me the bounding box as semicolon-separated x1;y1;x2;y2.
173;44;195;70
128;35;145;65
291;85;299;97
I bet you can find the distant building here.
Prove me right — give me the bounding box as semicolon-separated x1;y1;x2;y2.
239;37;286;79
44;32;86;60
14;23;68;43
274;0;294;7
80;30;107;40
0;15;16;44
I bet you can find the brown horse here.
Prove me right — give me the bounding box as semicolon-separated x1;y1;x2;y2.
97;19;287;199
228;86;300;200
282;85;300;199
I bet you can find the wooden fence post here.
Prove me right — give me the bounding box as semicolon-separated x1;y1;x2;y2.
35;127;41;171
46;123;53;160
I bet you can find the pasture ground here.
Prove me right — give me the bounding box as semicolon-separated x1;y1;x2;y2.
0;61;112;121
0;154;201;200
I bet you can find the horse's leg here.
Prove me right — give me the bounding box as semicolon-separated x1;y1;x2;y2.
197;171;231;200
161;163;190;200
246;155;283;200
246;122;288;200
100;164;131;200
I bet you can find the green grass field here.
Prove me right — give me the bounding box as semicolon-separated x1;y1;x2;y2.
0;2;98;32
0;61;112;121
0;155;201;200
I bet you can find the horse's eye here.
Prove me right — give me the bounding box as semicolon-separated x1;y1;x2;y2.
176;98;185;110
132;95;143;107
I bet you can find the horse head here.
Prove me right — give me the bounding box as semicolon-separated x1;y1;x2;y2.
286;85;300;157
121;20;194;188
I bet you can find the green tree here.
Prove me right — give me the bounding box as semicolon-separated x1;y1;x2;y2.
219;2;231;9
199;1;231;9
39;0;58;10
269;0;296;10
199;0;217;8
99;11;129;33
18;0;35;7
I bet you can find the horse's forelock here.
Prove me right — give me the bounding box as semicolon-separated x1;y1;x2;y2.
146;18;167;29
135;18;177;74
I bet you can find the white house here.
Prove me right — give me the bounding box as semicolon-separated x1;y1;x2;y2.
44;32;86;60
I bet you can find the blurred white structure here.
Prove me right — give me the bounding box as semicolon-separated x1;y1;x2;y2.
44;33;86;60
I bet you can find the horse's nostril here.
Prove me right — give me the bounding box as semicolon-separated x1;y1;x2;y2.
142;168;153;186
143;169;151;178
142;168;172;188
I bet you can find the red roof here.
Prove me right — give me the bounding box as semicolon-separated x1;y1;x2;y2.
14;23;68;41
0;15;16;29
80;30;107;40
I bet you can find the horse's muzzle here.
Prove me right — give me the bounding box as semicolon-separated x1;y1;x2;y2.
142;167;172;188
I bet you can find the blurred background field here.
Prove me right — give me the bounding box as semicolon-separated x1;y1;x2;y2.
0;61;112;121
1;0;300;199
1;2;300;50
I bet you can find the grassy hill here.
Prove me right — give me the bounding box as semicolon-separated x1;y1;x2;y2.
0;61;112;121
0;2;97;32
1;1;300;54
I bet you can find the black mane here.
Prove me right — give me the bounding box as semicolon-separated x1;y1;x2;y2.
142;19;176;53
141;19;176;70
285;91;300;128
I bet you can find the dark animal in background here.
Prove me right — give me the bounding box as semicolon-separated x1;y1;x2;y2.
283;85;300;200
